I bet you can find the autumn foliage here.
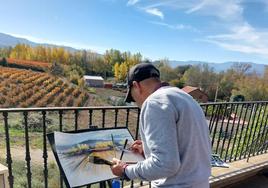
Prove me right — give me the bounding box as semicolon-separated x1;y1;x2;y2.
6;58;51;72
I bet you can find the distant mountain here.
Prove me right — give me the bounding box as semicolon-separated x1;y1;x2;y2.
0;32;78;52
0;32;36;47
169;60;267;75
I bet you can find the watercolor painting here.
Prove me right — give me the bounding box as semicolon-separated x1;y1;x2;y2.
53;128;144;187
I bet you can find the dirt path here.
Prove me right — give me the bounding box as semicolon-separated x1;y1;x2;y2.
0;147;55;165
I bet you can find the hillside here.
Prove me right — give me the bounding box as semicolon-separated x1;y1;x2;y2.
0;32;36;48
0;32;77;52
0;66;90;108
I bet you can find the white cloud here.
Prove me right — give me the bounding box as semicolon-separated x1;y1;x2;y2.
202;23;268;57
149;21;198;32
186;1;206;13
145;8;164;19
127;0;140;6
131;0;243;21
186;0;243;21
143;0;185;9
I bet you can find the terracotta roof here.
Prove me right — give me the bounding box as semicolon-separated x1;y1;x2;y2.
181;86;199;93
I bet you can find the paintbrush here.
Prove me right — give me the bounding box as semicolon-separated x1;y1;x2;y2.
120;139;128;160
88;156;137;166
111;134;116;158
89;155;113;166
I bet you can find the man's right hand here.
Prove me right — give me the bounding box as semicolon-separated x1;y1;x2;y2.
130;140;144;157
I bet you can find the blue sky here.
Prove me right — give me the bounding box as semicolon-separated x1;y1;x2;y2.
1;0;268;64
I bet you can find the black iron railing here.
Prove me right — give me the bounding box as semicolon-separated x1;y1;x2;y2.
0;106;140;188
0;102;268;188
201;101;268;162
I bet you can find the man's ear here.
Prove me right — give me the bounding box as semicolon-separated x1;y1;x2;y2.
132;81;138;89
132;81;141;94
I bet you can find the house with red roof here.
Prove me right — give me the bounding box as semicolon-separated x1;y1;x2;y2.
181;86;208;103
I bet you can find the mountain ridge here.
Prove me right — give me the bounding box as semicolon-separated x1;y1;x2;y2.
168;60;267;75
0;32;78;52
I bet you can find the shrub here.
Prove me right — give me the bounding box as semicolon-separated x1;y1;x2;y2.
0;57;8;66
19;112;55;132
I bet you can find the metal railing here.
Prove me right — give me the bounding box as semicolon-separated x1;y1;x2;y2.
0;101;268;188
201;101;268;162
0;106;140;188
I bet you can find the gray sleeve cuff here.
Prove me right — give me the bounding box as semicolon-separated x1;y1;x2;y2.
124;164;137;180
124;163;149;181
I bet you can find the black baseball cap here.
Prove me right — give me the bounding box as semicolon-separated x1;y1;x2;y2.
124;63;160;103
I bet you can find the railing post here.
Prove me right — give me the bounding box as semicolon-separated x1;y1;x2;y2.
42;111;48;188
126;109;130;128
58;110;64;188
215;103;229;154
211;104;222;148
224;103;239;162
229;103;245;161
247;103;264;161
74;109;78;131
23;111;32;188
240;103;255;159
220;103;234;158
234;103;249;160
102;109;106;128
89;109;93;127
114;109;118;127
59;110;63;132
3;112;14;188
208;105;216;132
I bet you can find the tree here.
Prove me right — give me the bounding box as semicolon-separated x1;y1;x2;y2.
154;59;178;82
10;44;31;59
50;62;64;76
170;79;185;88
90;57;109;78
183;64;218;101
174;65;192;78
114;62;120;81
113;62;128;82
104;49;123;66
119;62;128;81
232;73;268;101
231;62;252;76
0;47;12;57
216;71;235;101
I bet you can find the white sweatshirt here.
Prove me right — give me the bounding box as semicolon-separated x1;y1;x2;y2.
125;86;211;187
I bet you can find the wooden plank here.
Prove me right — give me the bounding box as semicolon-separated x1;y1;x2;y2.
0;163;9;188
